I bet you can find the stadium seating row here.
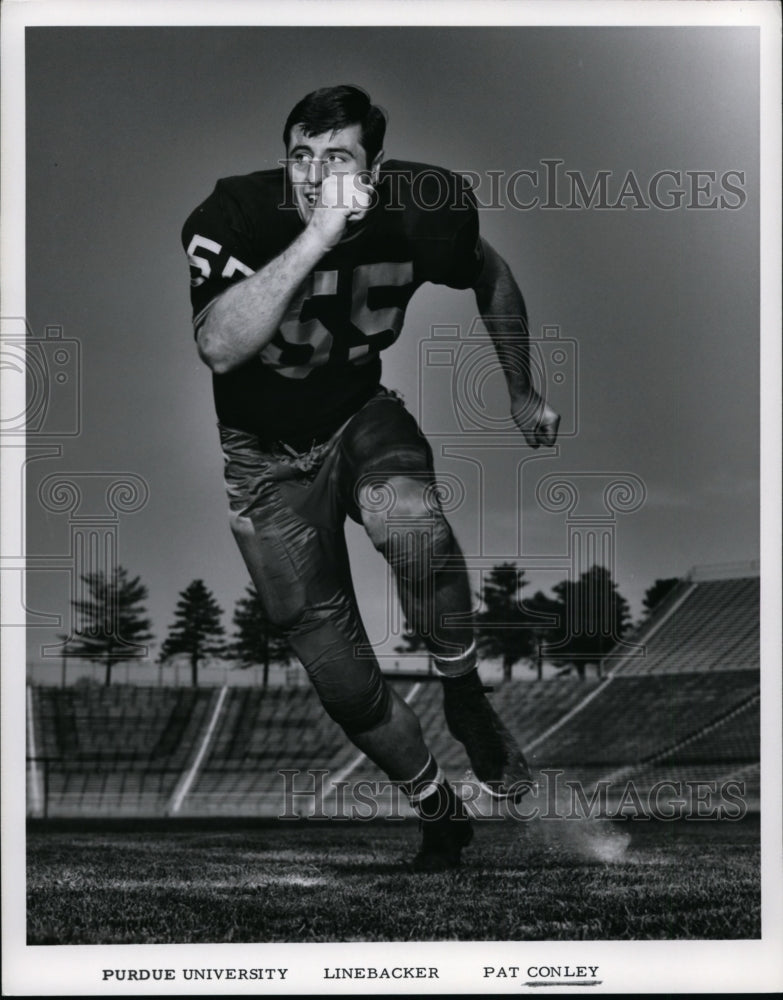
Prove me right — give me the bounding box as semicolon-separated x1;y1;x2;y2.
611;577;759;675
27;571;761;817
27;669;759;818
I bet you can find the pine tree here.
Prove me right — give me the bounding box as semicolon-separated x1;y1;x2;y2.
523;590;564;680
231;586;294;688
475;562;537;682
63;566;154;686
642;577;681;619
547;565;631;677
159;579;227;686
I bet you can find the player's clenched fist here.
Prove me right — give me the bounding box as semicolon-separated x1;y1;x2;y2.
510;387;560;448
308;173;374;248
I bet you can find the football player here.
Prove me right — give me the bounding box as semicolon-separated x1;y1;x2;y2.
182;85;560;871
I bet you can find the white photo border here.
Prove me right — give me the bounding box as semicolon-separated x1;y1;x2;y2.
2;0;781;995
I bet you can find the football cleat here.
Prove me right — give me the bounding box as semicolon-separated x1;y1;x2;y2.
409;796;473;873
443;677;533;801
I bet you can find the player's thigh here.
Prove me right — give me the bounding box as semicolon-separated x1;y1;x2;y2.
337;392;437;523
220;425;348;628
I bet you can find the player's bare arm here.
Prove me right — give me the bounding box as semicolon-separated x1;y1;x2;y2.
473;237;561;448
196;226;327;374
196;172;372;374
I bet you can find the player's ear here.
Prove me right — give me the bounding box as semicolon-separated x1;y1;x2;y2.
369;149;384;184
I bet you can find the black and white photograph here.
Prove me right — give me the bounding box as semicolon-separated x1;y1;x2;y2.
2;0;781;994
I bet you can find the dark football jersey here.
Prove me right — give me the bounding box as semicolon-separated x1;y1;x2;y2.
181;160;484;448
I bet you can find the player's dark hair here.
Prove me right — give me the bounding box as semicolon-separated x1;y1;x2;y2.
283;85;387;164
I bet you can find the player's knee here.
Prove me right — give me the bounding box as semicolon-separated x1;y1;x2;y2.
361;486;456;580
359;476;442;550
228;510;255;538
228;515;311;630
428;513;456;561
320;673;392;736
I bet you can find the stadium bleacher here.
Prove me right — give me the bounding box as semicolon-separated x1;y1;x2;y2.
184;686;357;815
609;575;759;675
528;671;759;768
27;565;761;818
30;686;217;816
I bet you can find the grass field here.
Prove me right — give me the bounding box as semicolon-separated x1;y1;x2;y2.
26;814;760;944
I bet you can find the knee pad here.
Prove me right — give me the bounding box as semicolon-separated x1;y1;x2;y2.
359;475;457;580
377;512;456;582
288;616;393;737
227;502;311;631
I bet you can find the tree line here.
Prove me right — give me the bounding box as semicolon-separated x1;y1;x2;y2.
59;565;681;686
61;571;290;687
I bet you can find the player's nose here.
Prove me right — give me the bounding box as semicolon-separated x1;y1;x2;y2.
306;158;324;185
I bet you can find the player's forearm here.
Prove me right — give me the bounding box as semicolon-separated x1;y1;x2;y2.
473;241;533;399
196;228;327;374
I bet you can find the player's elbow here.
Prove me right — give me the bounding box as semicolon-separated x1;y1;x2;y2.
196;324;235;374
473;238;512;290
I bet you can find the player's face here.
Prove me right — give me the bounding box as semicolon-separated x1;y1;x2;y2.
286;123;374;223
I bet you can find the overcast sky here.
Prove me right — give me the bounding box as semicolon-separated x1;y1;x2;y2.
22;25;760;666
